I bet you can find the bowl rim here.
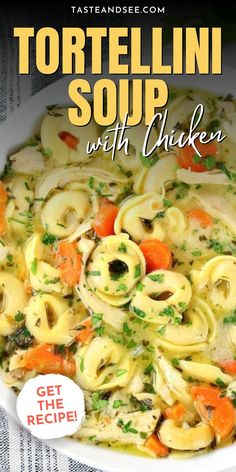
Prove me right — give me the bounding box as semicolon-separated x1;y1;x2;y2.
0;65;236;472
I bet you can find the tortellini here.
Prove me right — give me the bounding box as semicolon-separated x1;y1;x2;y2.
156;298;217;353
162;206;187;241
75;336;133;391
77;238;127;331
114;193;165;242
41;108;99;164
24;293;81;344
86;235;145;306
114;193;187;243
34;166;129;241
41;184;92;239
0;272;28;335
24;233;70;295
159;420;214;451
134;153;178;194
192;256;236;313
130;270;192;324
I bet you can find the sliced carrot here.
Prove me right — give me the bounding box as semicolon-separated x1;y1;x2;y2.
145;433;169;457
24;281;33;295
139;239;172;273
58;131;79;150
23;344;75;376
187;209;213;228
218;359;236;375
178;139;218;172
92;202;119;238
0;182;8;204
75;319;93;344
164;403;186;421
0;204;6;234
191;385;235;439
0;182;8;234
56;241;82;286
210;397;235;439
191;385;221;407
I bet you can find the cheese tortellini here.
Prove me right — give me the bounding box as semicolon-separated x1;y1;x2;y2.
192;256;236;313
41;108;99;164
24;233;70;295
86;235;145;306
41;184;92;239
75;336;133;390
156;297;217;352
114;193;165;242
130;270;192;324
24;293;81;345
134;153;178;194
0;272;28;335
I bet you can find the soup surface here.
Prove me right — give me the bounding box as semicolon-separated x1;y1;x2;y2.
1;89;236;459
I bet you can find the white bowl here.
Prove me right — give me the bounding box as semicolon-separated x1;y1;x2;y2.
0;68;236;472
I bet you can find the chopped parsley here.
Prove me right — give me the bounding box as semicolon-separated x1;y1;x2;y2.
157;325;166;336
87;270;101;276
144;363;154;375
113;400;126;409
116;283;128;292
215;378;227;389
14;311;24;322
42;232;57;245
117;419;138;434
223;311;236;324
144;382;155;394
132;306;146;318
91;392;108;411
79;357;84;372
159;306;175;317
31;258;38;275
123;322;132;336
136;282;144;291
216;162;236;181
191;250;202;257
148;273;164;283
155;211;165;219
134;264;141;278
178;302;187;312
115;368;128;377
204;155;216;170
118;242;127;254
42;148;52;158
92;312;103;327
139;152;159;168
163;199;172;208
172;358;180;368
88;176;94;189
